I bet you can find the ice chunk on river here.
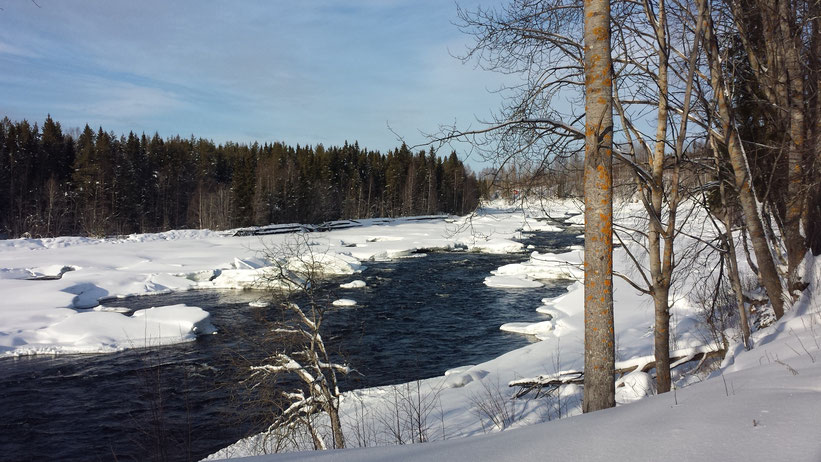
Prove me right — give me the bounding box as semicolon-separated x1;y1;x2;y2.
500;320;555;338
25;304;216;355
483;275;544;288
340;280;366;289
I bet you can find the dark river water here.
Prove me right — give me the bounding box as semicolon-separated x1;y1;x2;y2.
0;226;581;462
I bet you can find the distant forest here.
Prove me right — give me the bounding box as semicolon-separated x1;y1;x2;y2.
0;116;482;238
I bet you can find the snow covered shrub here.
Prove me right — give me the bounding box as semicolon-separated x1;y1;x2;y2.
469;377;522;432
241;234;351;451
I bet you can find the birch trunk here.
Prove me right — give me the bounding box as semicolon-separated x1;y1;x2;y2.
583;0;616;413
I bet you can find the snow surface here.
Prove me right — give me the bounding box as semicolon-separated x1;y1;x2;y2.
339;280;366;289
17;304;215;355
482;275;544;288
207;200;821;461
8;198;818;460
0;202;558;357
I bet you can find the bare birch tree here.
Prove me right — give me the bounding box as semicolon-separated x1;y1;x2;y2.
244;235;349;451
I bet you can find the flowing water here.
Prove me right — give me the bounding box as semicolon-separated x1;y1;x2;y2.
0;226;581;461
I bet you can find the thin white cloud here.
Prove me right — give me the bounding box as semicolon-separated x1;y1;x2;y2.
80;81;185;121
0;40;37;58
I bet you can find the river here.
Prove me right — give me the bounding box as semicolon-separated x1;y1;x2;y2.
0;227;580;461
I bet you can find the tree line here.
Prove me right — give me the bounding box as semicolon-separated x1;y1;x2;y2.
0;116;481;238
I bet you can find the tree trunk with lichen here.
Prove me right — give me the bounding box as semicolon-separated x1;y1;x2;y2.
582;0;616;413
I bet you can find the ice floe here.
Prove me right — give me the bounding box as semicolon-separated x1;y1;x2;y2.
15;304;215;355
483;275;544;288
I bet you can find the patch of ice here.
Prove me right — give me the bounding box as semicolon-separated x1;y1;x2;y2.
92;305;131;314
287;252;364;275
61;282;109;309
332;298;357;307
233;256;269;270
523;221;561;232
500;320;555;337
340;280;366;289
0;268;35;280
457;237;524;254
444;365;476;376
483;275;544;288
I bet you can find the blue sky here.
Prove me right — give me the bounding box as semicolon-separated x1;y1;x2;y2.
0;0;511;164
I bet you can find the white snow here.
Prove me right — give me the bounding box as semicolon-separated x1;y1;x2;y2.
483;275;544;288
0;201;546;357
15;304;215;355
206;199;821;461
331;298;357;307
7;197;821;461
490;250;583;281
499;320;554;339
339;280;366;289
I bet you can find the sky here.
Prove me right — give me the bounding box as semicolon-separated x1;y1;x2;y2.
0;0;513;166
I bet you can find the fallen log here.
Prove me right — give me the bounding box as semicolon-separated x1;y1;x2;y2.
509;346;725;399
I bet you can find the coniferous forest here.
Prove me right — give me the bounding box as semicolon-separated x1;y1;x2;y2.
0;116;482;238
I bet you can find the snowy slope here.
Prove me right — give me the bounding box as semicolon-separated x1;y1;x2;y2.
222;347;821;462
209;200;821;461
211;259;821;462
213;251;821;461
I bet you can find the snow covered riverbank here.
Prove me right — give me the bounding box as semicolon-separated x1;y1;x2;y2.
210;252;821;462
207;200;821;461
7;198;818;461
0;202;566;356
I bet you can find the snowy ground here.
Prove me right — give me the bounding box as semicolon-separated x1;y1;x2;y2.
0;201;561;356
206;200;821;461
5;199;818;461
210;252;821;462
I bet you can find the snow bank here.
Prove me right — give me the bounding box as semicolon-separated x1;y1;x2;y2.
499;320;554;339
225;348;821;462
208;200;751;460
10;304;214;355
490;250;583;282
210;254;821;462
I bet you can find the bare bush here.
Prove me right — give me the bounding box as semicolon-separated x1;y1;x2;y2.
469;377;522;432
373;380;444;445
241;235;350;451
